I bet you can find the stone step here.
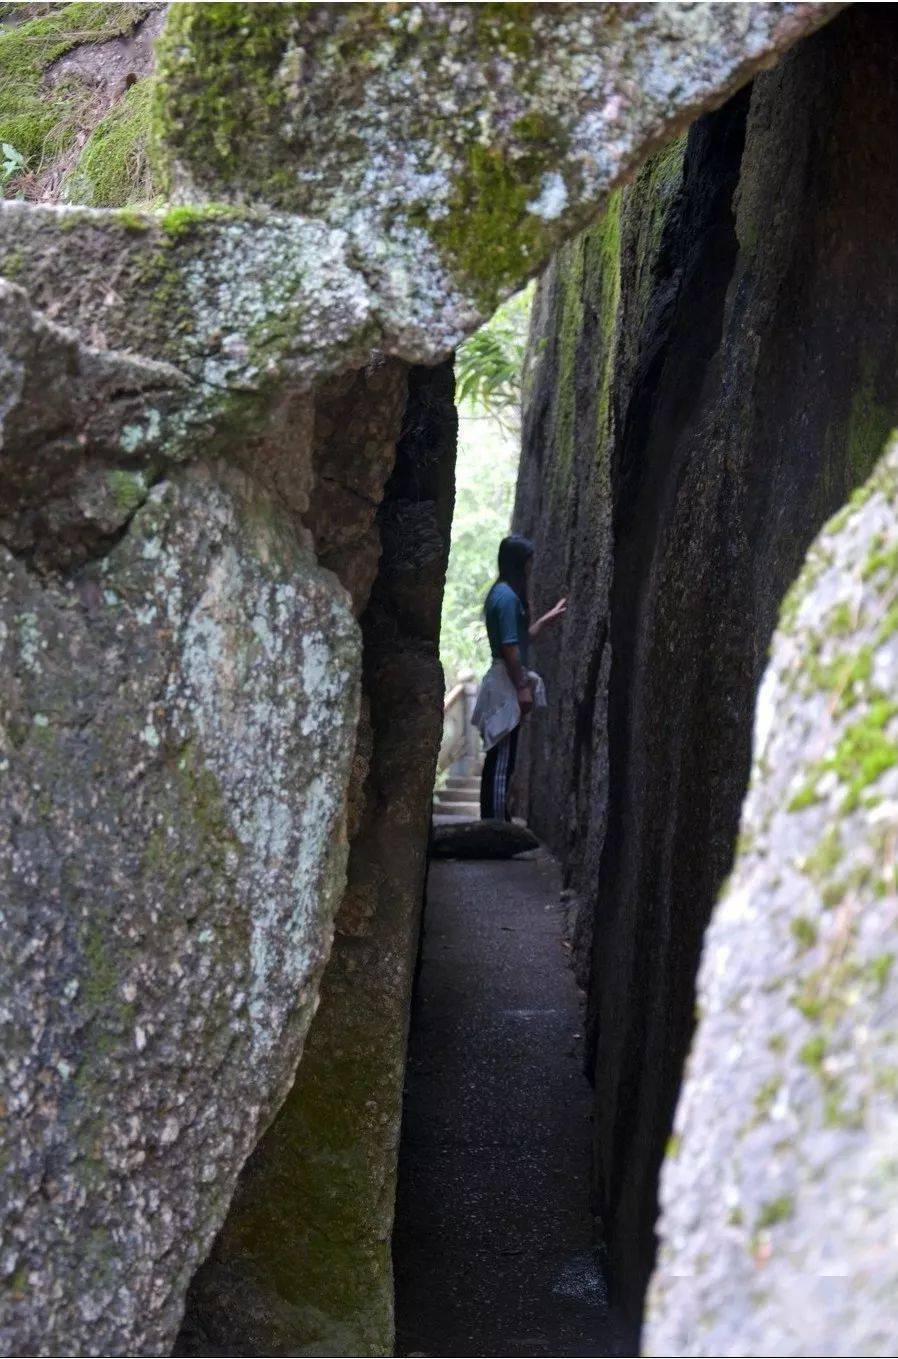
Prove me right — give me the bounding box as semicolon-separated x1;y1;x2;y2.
444;775;481;791
438;786;482;804
433;798;480;818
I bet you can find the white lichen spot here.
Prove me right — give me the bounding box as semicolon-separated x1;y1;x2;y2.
141;722;160;750
159;1116;179;1145
120;408;161;454
527;172;569;221
17;612;42;671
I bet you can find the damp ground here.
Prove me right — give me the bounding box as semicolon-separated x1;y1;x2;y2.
393;852;634;1357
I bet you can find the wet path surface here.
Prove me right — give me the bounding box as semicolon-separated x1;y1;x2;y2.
393;854;633;1357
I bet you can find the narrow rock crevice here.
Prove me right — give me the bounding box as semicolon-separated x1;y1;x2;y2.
516;6;898;1335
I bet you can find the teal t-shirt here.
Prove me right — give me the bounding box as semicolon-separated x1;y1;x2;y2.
485;581;529;665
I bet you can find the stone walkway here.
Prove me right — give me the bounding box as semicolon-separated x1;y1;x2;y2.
393;853;633;1357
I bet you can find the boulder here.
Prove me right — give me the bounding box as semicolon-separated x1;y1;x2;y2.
646;437;898;1357
157;2;840;341
178;363;457;1358
431;820;540;860
0;455;360;1356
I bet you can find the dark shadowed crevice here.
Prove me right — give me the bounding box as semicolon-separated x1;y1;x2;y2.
512;6;898;1340
590;86;752;1319
176;361;456;1358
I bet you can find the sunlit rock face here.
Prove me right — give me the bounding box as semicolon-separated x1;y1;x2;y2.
516;4;898;1336
647;438;898;1357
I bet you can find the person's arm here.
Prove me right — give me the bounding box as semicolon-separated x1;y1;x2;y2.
501;643;533;715
529;597;567;640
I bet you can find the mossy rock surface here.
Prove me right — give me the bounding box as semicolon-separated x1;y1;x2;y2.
0;458;361;1356
0;2;163;204
646;436;898;1355
154;2;838;334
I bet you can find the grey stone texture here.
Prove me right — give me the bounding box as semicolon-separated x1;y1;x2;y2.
157;2;839;350
516;4;898;1332
1;453;360;1356
0;277;185;568
0;1;855;1354
646;439;898;1356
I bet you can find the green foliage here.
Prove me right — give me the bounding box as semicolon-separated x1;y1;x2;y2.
0;139;23;186
440;289;532;685
66;77;156;207
440;411;519;685
0;3;149;183
455;285;532;423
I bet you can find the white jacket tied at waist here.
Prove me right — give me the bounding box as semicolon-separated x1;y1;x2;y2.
471;660;547;753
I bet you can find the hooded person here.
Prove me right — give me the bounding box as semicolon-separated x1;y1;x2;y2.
472;535;566;821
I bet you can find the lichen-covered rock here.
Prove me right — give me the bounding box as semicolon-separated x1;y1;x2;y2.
0;460;360;1357
0;200;379;400
1;2;842;385
155;2;840;344
0;278;186;567
645;438;898;1357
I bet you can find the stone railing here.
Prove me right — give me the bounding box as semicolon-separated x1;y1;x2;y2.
437;671;479;776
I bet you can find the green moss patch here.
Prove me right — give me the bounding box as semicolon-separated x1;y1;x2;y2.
422;139;571;313
789;701;898;814
832;700;898;811
752;1075;782;1121
790;916;819;951
844;361;895;491
0;2;150;181
152;3;296;192
66;75;157;207
756;1195;794;1230
798;1034;826;1069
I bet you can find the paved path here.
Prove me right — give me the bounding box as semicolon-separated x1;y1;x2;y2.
393;854;633;1357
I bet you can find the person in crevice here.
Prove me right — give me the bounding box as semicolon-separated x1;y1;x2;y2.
473;535;566;821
